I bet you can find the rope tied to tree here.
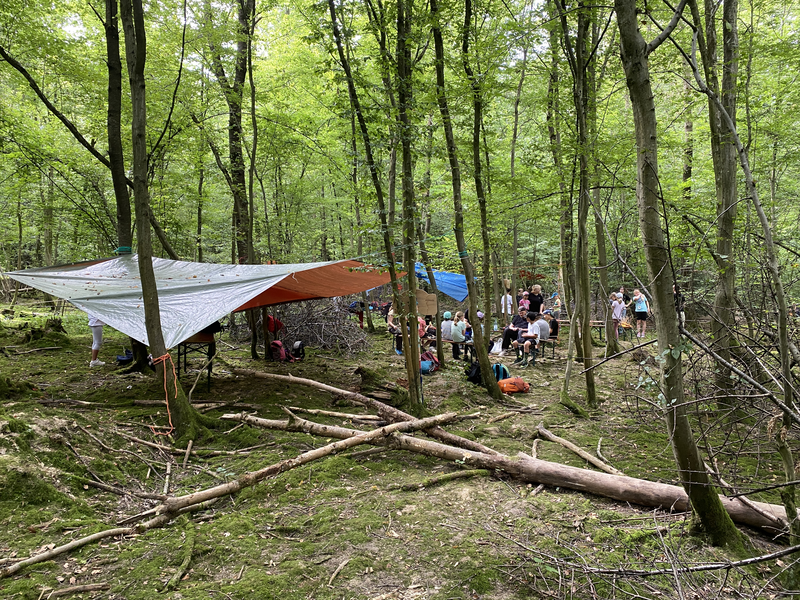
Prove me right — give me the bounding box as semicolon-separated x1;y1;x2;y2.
458;250;469;258
114;246;132;254
150;353;177;437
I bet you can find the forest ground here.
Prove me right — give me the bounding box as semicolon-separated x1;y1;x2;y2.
0;305;792;600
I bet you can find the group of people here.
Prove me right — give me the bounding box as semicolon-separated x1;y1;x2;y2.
497;309;558;367
610;287;651;339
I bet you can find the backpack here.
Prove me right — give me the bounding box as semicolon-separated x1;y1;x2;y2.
291;340;306;361
270;340;294;362
419;350;439;373
491;363;510;382
498;377;530;394
465;361;482;385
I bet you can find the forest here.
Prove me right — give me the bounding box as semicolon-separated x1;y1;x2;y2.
1;0;800;597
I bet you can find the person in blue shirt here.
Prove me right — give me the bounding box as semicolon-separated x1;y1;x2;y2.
630;289;651;339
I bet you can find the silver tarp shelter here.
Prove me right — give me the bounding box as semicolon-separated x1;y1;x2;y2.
6;255;393;348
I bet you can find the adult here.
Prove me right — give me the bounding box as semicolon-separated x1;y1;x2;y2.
630;289;651;339
499;307;528;357
386;308;403;354
611;293;625;339
551;292;562;320
528;285;545;314
511;311;538;367
88;314;105;367
500;289;514;319
673;284;686;329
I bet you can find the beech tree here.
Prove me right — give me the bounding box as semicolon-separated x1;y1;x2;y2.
614;0;743;549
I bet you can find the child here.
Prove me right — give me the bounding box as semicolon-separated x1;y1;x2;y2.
611;293;625;339
451;311;469;360
629;289;651;339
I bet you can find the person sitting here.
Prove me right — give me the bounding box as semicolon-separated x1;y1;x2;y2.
499;307;528;357
440;311;453;342
512;311;538;367
451;311;469;360
545;311;559;339
386;308;403;354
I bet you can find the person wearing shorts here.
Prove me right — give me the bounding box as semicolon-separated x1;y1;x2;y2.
630;289;650;339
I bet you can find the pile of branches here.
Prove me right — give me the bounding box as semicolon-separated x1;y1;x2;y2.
227;298;370;355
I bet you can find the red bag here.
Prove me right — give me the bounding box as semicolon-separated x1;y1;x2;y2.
498;377;530;393
419;350;440;372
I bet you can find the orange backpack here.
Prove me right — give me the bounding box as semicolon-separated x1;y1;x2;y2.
498;377;530;394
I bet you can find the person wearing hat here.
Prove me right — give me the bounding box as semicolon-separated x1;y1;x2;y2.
551;292;562;320
441;311;453;341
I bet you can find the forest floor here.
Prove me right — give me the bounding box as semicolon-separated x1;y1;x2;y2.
0;305;793;599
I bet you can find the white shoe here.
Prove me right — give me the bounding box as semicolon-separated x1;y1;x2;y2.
89;359;105;367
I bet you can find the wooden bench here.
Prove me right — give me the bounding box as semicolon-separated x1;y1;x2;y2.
539;336;559;359
176;332;216;391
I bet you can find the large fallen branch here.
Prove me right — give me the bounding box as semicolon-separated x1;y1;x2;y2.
536;423;625;476
221;411;791;533
232;368;499;455
0;412;458;579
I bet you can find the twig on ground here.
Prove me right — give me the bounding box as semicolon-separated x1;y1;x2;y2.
389;469;490;491
183;441;193;468
15;346;61;354
328;558;350;586
536;423;625;476
487;412;517;424
45;583;110;597
160;517;195;592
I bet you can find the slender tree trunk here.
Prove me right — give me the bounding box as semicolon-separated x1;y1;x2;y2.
615;0;743;549
431;0;501;399
119;0;203;442
327;0;421;414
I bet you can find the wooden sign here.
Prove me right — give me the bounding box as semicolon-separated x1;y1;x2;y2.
415;289;438;315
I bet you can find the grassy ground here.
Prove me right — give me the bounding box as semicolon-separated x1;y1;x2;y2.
0;305;792;599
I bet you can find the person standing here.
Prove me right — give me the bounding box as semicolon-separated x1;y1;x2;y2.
611;293;625;339
500;289;514;320
673;284;686;328
551;292;562;320
88;314;105;367
619;286;631;319
518;291;530;311
529;285;545;315
630;289;651;339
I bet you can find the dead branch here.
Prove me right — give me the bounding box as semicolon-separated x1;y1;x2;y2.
1;414;455;580
389;469;490;491
487;412;517;424
231;367;499;455
14;346;61;354
160;517;195;591
536;423;626;476
46;583;110;597
222;410;791;533
704;462;788;530
286;406;384;421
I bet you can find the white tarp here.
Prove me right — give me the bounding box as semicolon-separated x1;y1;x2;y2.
6;255;391;348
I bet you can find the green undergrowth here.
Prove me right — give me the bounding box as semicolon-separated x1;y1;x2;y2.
0;302;793;598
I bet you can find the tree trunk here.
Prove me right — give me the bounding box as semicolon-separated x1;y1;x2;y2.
615;0;743;550
430;0;500;399
119;0;203;442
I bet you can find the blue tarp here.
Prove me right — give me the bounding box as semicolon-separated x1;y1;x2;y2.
415;263;469;303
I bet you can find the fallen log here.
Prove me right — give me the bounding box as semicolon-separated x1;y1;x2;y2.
221;411;790;534
231;368;498;455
